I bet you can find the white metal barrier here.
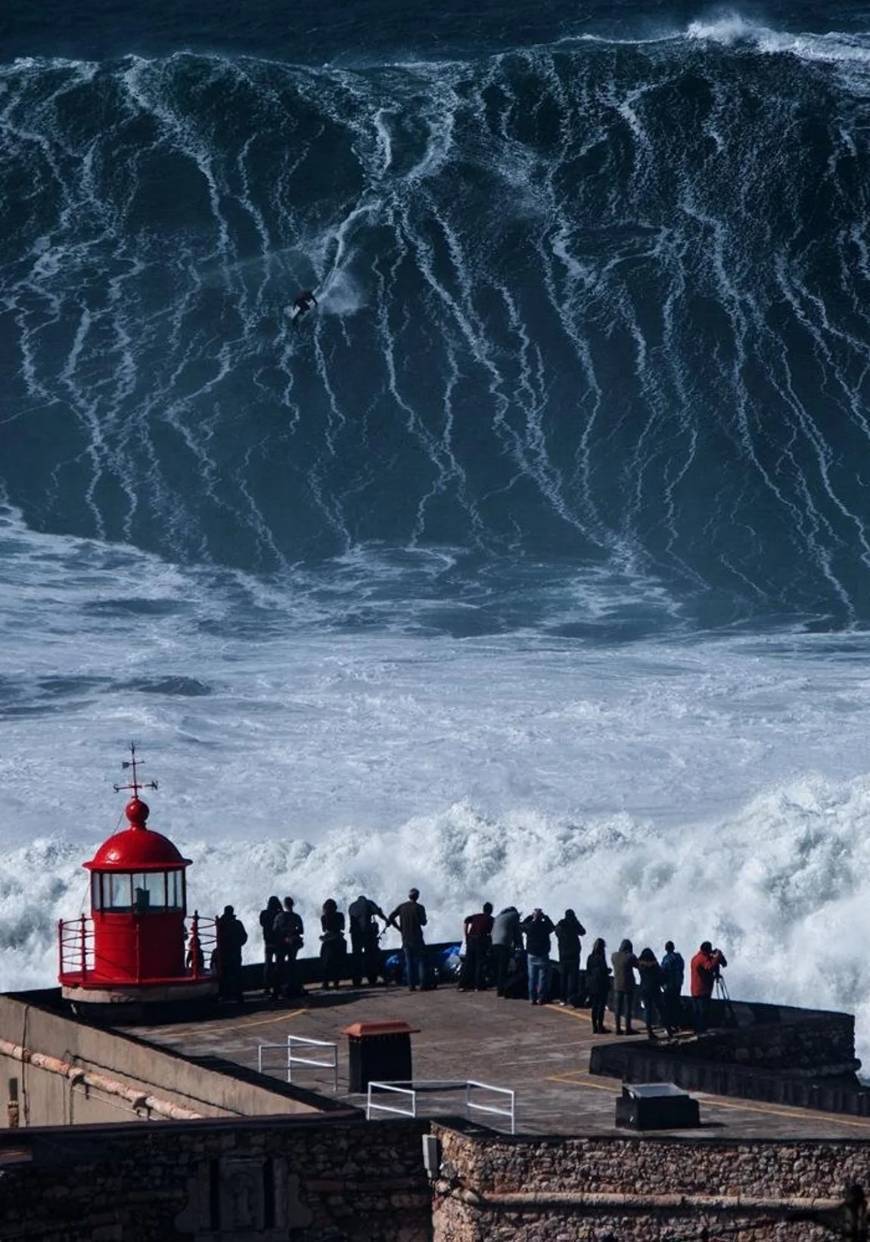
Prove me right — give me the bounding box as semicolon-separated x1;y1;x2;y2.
366;1079;515;1133
366;1081;417;1119
257;1035;338;1093
465;1080;516;1135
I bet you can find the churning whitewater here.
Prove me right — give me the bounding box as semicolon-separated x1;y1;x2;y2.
4;3;870;1058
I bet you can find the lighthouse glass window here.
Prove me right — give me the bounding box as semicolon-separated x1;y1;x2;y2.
132;872;168;911
107;873;132;909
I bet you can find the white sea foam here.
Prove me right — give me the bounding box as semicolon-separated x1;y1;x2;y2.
6;775;870;1066
686;13;870;72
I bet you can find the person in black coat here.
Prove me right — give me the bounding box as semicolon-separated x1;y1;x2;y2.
348;894;387;986
585;937;611;1033
637;946;674;1038
259;895;282;995
554;909;586;1007
216;905;248;1003
320;898;347;989
272;896;305;1000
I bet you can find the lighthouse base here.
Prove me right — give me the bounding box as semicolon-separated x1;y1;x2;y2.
61;977;219;1025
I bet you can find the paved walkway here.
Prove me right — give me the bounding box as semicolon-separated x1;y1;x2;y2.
132;984;870;1139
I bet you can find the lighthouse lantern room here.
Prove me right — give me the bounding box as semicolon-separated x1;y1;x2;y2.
59;746;218;1014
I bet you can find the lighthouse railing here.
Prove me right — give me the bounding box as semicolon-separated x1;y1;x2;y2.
58;916;95;979
185;912;218;979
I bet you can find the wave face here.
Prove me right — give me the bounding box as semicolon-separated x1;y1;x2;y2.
3;10;870;629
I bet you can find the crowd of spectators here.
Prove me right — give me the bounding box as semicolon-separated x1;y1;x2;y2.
215;890;728;1038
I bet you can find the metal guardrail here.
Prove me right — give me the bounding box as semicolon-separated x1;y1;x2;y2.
58;916;95;978
366;1079;515;1133
366;1081;418;1119
257;1035;339;1093
465;1079;516;1134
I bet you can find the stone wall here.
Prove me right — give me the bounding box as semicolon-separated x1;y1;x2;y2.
672;1007;858;1075
0;1114;430;1242
5;1112;870;1241
431;1123;870;1241
589;1000;869;1115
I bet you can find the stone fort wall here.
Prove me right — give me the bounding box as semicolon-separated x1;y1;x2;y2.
4;1115;870;1241
0;1114;431;1242
431;1122;870;1241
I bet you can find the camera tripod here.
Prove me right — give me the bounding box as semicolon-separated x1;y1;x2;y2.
714;970;737;1027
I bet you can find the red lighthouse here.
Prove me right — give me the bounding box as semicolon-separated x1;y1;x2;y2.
59;746;218;1016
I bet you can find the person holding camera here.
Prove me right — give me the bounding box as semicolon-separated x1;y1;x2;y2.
521;908;555;1006
690;941;728;1033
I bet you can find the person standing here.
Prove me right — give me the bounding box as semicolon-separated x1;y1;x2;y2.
491;906;522;998
320;899;347;989
611;939;639;1034
690;941;728;1033
461;902;494;991
348;894;386;987
554;909;586;1006
661;940;685;1031
272;896;305;1000
216;905;248;1004
637;947;673;1038
388;888;428;991
585;938;611;1033
521;908;555;1006
259;896;282;995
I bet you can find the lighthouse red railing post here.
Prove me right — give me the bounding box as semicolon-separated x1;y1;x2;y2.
79;915;88;981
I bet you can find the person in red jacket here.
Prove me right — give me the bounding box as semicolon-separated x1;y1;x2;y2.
690;941;728;1033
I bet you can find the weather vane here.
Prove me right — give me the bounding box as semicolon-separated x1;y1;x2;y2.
113;742;158;799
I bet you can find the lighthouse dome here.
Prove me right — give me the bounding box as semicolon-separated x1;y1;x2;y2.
84;797;191;872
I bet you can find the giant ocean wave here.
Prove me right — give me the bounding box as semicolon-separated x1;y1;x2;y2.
3;16;870;626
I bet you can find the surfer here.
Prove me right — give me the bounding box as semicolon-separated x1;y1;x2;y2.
289;289;318;327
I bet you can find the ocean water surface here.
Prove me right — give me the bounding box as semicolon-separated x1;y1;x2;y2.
3;0;870;1058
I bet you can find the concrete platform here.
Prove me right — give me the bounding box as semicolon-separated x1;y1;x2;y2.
128;984;870;1140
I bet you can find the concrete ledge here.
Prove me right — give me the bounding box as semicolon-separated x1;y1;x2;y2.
590;1040;870;1115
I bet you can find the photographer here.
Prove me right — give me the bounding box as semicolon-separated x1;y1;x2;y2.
690;941;728;1033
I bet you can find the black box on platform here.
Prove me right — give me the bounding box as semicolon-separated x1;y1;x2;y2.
344;1021;417;1093
615;1082;700;1130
